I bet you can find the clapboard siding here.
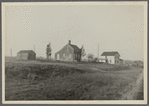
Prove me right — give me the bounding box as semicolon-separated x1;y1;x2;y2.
55;41;81;62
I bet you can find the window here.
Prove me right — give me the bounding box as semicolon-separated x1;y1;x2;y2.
69;54;71;58
57;54;60;60
67;46;69;51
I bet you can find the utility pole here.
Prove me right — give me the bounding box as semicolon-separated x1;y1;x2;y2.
10;48;12;58
34;45;35;52
97;43;99;59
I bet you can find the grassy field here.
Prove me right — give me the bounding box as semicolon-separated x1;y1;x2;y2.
5;60;143;100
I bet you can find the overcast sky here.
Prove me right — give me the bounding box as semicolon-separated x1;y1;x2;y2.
4;3;146;60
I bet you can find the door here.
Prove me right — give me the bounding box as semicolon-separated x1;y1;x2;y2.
106;59;108;63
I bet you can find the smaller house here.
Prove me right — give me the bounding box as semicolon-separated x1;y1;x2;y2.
101;51;120;64
17;50;36;60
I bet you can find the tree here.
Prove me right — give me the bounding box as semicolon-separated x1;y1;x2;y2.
87;53;94;62
93;57;98;62
46;42;52;59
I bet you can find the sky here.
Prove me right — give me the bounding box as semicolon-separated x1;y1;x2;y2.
4;3;146;60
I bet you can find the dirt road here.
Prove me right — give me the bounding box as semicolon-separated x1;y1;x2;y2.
121;68;144;100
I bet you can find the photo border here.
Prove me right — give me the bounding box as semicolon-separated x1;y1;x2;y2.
1;1;148;104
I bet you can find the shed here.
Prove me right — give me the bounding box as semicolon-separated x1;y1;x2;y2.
17;50;36;60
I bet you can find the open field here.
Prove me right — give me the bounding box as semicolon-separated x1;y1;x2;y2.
5;60;143;100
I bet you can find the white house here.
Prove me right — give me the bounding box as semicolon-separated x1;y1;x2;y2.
101;51;120;64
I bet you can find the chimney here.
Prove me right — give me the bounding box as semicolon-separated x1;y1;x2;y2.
69;40;71;44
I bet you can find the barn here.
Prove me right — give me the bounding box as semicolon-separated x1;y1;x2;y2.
55;40;81;62
101;51;120;64
17;50;36;60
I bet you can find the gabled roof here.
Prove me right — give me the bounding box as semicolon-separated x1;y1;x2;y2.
55;43;80;54
69;44;80;51
101;51;120;56
18;50;35;53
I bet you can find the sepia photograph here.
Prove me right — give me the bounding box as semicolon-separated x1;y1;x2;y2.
2;2;147;104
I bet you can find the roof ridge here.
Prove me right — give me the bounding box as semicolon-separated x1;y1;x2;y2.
70;44;77;46
101;51;120;56
18;50;35;53
69;44;80;51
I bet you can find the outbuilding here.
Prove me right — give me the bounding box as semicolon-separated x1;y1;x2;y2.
17;50;36;60
101;51;120;64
